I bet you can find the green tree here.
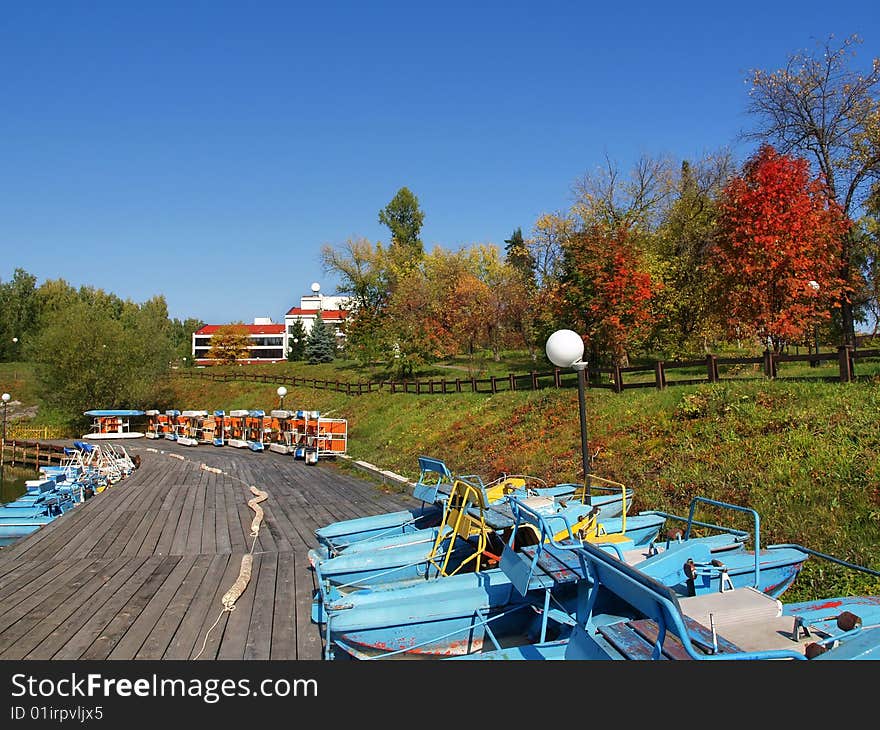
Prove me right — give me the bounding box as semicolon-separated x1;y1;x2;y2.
167;316;204;366
321;236;392;364
287;319;307;361
650;155;732;354
207;323;251;364
0;268;39;361
305;313;336;364
379;187;425;263
34;278;79;327
27;297;173;421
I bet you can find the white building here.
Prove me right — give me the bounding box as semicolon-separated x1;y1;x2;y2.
192;318;287;364
191;284;352;364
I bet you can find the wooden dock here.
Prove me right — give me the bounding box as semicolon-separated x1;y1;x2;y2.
0;440;418;660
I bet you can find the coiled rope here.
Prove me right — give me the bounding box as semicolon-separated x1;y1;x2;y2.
126;446;271;660
192;484;269;659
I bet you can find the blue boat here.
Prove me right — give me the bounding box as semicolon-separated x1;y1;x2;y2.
453;535;880;661
314;496;810;659
0;477;80;546
314;456;632;557
309;477;666;592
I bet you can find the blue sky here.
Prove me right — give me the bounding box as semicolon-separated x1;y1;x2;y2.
1;1;877;324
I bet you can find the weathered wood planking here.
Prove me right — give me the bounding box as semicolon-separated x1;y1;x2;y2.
0;441;421;660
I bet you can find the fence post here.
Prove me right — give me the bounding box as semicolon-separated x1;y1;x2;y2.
553;368;561;388
470;376;477;392
612;364;623;393
441;378;447;394
763;350;777;379
456;378;461;393
838;345;854;382
706;354;718;383
654;361;666;390
509;373;516;391
491;376;498;394
531;371;538;390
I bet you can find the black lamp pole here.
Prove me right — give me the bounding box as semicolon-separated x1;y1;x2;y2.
574;364;591;503
1;394;9;467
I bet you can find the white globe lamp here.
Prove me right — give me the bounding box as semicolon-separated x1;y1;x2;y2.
546;329;585;368
546;329;592;503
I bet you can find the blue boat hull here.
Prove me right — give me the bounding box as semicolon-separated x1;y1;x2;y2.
317;537;807;659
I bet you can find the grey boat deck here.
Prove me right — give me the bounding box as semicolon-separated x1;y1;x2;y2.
0;440;418;660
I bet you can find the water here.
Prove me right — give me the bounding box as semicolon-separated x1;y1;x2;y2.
0;463;41;505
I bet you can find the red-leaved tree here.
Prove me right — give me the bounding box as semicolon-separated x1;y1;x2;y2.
560;224;655;366
709;145;850;351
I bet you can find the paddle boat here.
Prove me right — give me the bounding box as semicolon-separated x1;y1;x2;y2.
211;411;226;446
144;410;163;439
177;410;207;446
267;410;296;454
452;535;880;661
0;476;81;546
226;410;249;448
82;410;145;439
197;412;218;444
245;410;267;452
163;410;182;440
309;475;665;591
314;456;631;557
315;496;809;660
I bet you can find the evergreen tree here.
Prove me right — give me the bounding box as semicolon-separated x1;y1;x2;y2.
287;320;307;361
305;313;336;364
504;227;535;283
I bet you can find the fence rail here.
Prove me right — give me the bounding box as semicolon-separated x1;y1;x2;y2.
172;346;880;396
0;439;69;468
4;425;70;441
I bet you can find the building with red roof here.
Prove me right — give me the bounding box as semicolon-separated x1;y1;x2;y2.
191;284;351;365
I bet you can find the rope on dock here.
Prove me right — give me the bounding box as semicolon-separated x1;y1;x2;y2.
124;445;272;659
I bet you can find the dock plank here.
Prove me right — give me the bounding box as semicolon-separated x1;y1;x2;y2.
0;439;418;660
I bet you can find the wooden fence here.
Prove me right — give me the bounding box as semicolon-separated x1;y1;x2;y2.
0;439;69;468
174;345;877;396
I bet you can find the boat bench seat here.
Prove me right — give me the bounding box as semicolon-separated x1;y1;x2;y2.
517;543;590;587
597;615;744;659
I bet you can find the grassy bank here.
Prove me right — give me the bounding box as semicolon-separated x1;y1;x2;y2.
5;359;879;600
166;371;880;600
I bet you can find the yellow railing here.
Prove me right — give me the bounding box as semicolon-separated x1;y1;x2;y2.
4;425;70;441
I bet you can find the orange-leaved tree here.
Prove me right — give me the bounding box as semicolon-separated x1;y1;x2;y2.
560;224;655;367
708;144;850;352
206;323;251;364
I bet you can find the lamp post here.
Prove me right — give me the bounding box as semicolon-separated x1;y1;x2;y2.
545;329;591;504
277;386;287;410
807;280;820;364
1;393;10;466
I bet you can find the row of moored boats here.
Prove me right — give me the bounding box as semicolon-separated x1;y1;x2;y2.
308;456;880;661
0;441;139;547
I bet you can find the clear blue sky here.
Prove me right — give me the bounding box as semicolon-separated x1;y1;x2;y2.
1;1;877;324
